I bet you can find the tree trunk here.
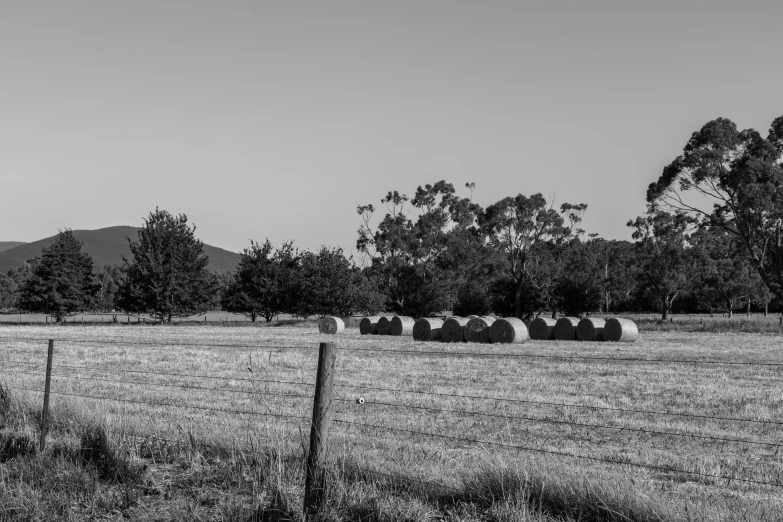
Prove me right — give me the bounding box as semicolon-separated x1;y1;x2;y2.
661;306;668;321
765;303;769;316
746;298;751;317
551;309;557;319
513;279;524;319
727;299;733;319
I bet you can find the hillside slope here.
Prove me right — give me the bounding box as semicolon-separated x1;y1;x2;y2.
0;226;239;274
0;241;26;253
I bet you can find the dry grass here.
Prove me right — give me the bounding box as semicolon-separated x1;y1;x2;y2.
1;324;783;520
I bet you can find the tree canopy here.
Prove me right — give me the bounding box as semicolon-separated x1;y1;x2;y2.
116;209;218;323
17;230;100;322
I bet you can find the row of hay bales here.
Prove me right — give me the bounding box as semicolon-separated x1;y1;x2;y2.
354;315;637;343
533;317;638;342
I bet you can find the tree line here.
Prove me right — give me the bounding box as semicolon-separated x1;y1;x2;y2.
2;115;782;322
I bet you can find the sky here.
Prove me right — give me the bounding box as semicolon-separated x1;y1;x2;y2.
1;1;782;254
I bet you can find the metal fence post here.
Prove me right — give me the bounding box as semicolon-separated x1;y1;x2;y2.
39;339;54;451
304;342;337;517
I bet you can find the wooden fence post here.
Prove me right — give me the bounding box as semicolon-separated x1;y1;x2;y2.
304;342;337;517
39;339;54;451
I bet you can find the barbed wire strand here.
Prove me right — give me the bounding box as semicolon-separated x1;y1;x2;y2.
3;360;778;427
0;335;312;351
339;397;783;448
334;382;783;426
333;419;783;489
7;385;311;422
4;366;776;448
337;346;783;367
0;360;314;388
0;368;314;401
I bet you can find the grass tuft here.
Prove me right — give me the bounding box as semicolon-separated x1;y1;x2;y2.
79;424;146;484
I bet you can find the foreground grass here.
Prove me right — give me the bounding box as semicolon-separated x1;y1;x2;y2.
1;325;783;520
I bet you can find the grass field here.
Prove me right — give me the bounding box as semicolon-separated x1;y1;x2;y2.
1;324;782;520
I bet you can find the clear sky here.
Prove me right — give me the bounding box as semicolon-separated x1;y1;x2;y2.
1;1;781;254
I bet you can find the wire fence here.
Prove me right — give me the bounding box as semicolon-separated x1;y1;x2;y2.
1;334;782;502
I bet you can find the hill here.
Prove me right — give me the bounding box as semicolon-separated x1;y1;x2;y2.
0;226;239;274
0;241;26;253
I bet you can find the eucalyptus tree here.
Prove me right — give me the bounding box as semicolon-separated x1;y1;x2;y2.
646;115;783;300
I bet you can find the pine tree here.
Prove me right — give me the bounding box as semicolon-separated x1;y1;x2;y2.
17;230;100;322
116;209;218;323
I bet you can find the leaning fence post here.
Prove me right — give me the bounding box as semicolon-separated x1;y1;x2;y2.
304;342;337;517
39;339;54;451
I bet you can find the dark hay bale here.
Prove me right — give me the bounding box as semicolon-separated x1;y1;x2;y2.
489;317;529;344
464;316;496;343
577;318;606;341
441;317;470;343
377;316;393;335
389;316;415;336
529;317;557;340
554;317;580;341
413;318;444;341
604;318;639;342
359;316;380;335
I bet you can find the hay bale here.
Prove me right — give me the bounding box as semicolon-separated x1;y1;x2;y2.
604;318;639;343
554;317;579;341
359;316;381;335
390;316;415;336
489;317;529;344
464;316;496;343
413;318;444;341
577;318;606;341
441;317;469;343
377;316;393;335
529;317;557;340
318;316;345;335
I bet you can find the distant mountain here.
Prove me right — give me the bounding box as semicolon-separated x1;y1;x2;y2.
0;242;26;253
0;226;239;274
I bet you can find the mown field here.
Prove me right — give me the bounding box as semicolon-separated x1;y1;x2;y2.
1;324;782;521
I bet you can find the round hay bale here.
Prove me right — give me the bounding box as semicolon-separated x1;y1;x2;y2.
554;317;579;341
359;316;380;335
464;316;496;343
412;318;444;341
318;316;345;335
441;317;469;343
577;318;606;341
377;316;393;335
489;317;529;344
390;316;415;336
529;317;557;340
604;318;639;343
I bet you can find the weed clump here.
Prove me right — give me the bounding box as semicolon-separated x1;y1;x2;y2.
0;432;37;462
80;424;145;483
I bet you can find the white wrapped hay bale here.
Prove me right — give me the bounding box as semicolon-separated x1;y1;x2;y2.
413;318;444;341
359;316;381;335
377;316;393;335
489;317;529;344
464;316;496;343
441;317;469;343
554;317;580;341
318;316;345;335
577;318;606;341
390;316;415;336
604;318;639;343
529;317;557;340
